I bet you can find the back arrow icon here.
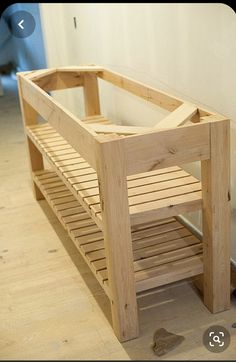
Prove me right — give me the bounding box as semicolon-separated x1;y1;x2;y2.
18;19;24;29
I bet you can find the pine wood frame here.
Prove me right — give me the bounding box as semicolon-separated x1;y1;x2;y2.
17;65;230;342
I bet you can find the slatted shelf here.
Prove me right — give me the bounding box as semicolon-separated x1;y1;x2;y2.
27;121;202;230
33;169;203;296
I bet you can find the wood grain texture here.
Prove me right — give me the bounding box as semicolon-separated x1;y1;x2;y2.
124;122;210;175
98;69;183;111
83;72;101;116
25;68;56;81
27;123;203;230
95;138;139;341
56;65;103;72
90;123;153;135
17;67;231;344
155;103;198;128
34;170;203;302
17;75;44;200
26;125;103;230
32;71;84;91
18;74;97;170
201;119;230;313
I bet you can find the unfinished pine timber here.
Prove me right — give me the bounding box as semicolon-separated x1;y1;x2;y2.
18;81;44;200
18;65;230;342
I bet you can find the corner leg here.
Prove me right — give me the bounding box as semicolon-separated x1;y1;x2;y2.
96;137;139;341
201;120;230;312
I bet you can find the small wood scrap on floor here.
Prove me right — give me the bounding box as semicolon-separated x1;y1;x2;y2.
152;328;185;357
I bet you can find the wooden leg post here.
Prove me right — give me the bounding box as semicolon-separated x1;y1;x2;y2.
201;119;230;312
83;72;101;116
96;137;139;342
18;76;44;200
26;136;44;200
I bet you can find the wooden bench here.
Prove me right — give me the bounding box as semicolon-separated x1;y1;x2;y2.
17;65;230;342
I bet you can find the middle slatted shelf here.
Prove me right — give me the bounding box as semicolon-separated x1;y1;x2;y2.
26;120;202;231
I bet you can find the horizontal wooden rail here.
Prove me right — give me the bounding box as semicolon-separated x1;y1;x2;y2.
98;69;183;112
18;75;98;170
24;66;102;92
90;123;153;135
31;72;84;92
122;122;210;175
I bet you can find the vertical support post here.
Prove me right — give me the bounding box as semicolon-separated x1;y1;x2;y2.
83;72;101;116
201;119;230;312
95;137;139;342
18;75;44;200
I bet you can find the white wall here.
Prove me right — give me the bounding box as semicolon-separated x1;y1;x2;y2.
40;3;236;260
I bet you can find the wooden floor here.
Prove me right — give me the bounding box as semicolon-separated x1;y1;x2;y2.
1;75;236;360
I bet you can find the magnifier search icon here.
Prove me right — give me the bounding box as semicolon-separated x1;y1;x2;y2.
213;335;221;344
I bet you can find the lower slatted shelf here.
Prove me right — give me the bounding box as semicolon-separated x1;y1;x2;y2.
33;169;203;298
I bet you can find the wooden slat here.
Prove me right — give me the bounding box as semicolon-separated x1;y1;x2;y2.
33;170;203;302
133;235;200;261
85;179;201;207
70;167;182;189
33;170;110;297
64;167;96;179
25;68;56;81
28;122;202;227
128;174;198;195
90;123;153;135
135;255;203;293
92;189;202;222
56;65;103;72
81;115;107;124
127;166;181;180
87;230;199;266
60;206;85;217
129;191;202;225
26;127;103;229
48;148;76;156
88;225;192;269
84;118;112;125
27;123;202;227
50;191;72;199
155;103;198;129
98;244;203;278
72;170;194;198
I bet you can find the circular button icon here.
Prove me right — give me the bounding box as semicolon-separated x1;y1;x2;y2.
6;10;35;38
203;325;230;353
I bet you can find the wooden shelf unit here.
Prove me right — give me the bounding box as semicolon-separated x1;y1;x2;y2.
18;65;230;342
